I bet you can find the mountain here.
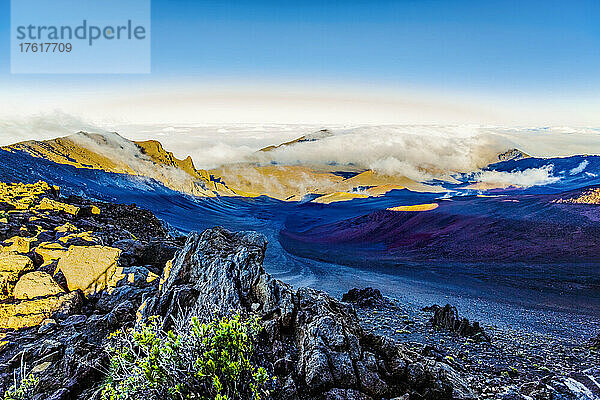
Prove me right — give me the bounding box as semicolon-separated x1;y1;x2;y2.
3;131;245;198
497;148;530;162
259;128;334;152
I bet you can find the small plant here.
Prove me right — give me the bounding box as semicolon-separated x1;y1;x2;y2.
101;313;273;400
3;367;38;400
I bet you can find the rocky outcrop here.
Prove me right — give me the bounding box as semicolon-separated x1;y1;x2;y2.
342;287;389;308
426;304;490;342
37;198;81;216
0;181;180;398
140;227;475;400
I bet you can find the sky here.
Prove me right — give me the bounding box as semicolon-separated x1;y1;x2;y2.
0;0;599;125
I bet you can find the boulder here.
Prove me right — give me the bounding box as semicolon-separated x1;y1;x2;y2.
56;245;121;295
0;291;82;330
13;271;65;300
139;227;475;400
37;198;80;216
342;287;388;307
0;253;34;298
427;304;490;342
111;265;159;289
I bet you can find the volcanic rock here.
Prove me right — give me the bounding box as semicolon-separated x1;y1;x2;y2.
13;271;65;299
0;290;82;330
56;245;122;295
427;304;490;342
139;227;475;400
0;253;34;298
342;287;388;307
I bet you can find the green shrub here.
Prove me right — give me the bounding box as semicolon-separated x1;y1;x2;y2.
3;373;38;400
101;314;272;400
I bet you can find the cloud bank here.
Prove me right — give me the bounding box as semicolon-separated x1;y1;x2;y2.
1;114;599;186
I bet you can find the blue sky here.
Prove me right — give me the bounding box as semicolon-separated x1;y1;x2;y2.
0;0;599;124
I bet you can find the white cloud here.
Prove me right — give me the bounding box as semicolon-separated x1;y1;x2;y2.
472;164;561;187
569;160;589;175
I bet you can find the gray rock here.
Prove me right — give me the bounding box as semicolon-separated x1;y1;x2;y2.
140;226;476;400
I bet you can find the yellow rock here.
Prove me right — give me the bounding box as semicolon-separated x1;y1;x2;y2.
37;198;80;216
55;222;78;233
56;245;122;295
159;259;173;292
0;181;54;210
386;203;439;212
2;236;36;253
91;205;101;215
0;291;80;330
34;242;67;266
0;253;34;298
13;271;65;300
312;192;369;204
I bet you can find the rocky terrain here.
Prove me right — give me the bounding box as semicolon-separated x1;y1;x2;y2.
350;291;600;400
0;181;181;398
0;181;598;399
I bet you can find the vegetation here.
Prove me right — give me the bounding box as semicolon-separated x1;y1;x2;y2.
3;370;38;400
101;314;273;400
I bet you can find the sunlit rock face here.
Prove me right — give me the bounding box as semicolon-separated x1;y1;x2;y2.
13;271;65;300
56;245;122;295
2;131;242;198
0;291;82;330
0;253;33;300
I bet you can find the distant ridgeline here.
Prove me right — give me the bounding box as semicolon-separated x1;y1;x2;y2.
2;130;600;202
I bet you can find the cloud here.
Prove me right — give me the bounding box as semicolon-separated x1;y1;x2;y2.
471;164;561;187
569;160;589;175
250;125;514;182
0;111;108;146
2;115;600;187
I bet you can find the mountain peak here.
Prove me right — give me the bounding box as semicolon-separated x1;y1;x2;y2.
497;148;530;162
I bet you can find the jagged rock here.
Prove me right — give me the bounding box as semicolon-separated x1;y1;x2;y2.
112;239;179;274
427;304;490;342
0;253;34;297
2;235;36;253
342;287;388;307
13;271;65;300
56;245;121;295
140;227;475;400
591;333;600;348
37;198;80;216
112;265;159;289
504;373;600;400
0;290;82;329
